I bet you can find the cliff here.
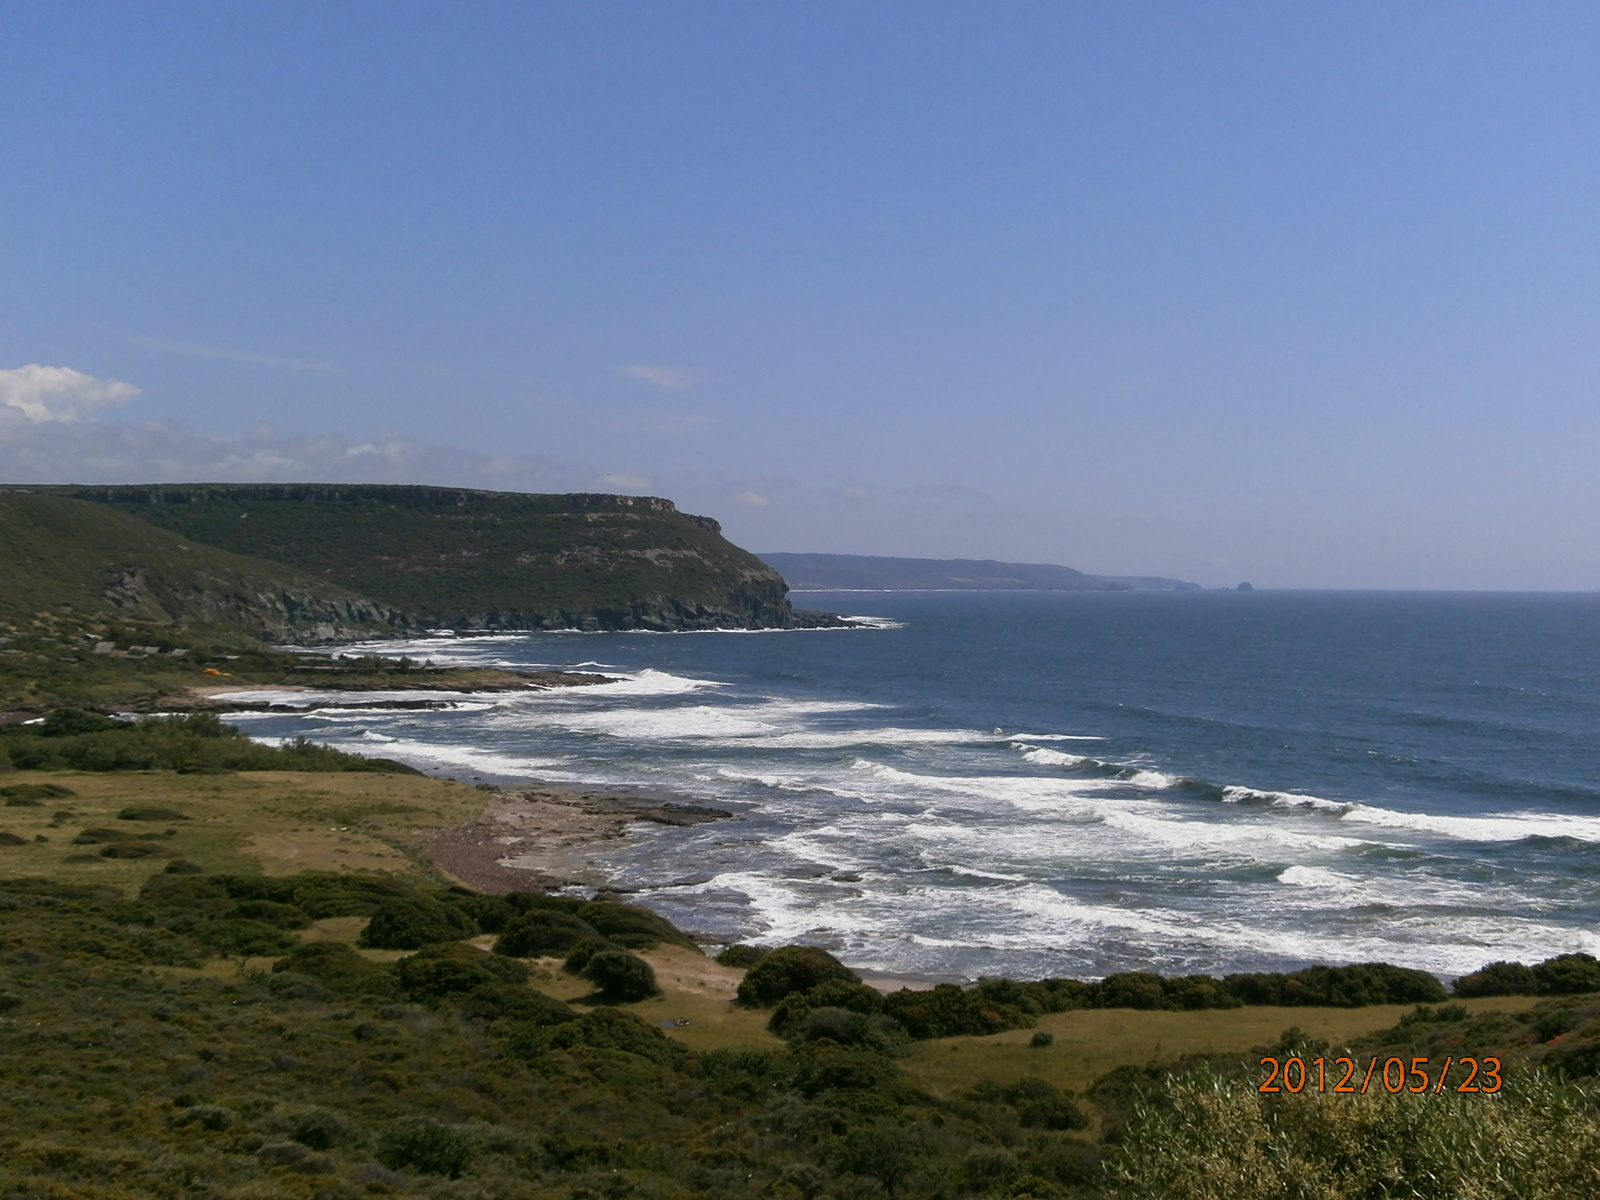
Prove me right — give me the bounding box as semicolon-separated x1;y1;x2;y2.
57;484;830;633
0;492;410;640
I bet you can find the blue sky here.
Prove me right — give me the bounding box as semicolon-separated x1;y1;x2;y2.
3;2;1598;588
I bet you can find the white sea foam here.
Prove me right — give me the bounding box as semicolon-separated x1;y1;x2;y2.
1221;785;1349;813
1340;805;1600;844
1013;743;1089;767
1277;865;1357;889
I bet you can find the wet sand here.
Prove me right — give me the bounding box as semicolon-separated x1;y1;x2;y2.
428;784;732;893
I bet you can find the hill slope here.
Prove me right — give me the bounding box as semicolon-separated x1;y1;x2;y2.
0;492;407;639
60;484;824;631
759;552;1201;592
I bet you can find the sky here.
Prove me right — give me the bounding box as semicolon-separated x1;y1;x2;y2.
3;2;1599;589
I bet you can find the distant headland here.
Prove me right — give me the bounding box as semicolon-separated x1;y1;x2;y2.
758;552;1202;592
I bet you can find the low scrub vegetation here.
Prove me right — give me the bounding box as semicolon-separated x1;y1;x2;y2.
0;709;420;774
4;864;1600;1196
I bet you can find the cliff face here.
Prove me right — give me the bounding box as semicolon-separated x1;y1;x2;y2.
0;493;411;640
61;484;821;633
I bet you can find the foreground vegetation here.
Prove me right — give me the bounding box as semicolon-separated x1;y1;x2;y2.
3;834;1600;1200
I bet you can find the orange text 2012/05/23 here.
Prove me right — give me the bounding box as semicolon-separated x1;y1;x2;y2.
1259;1056;1503;1095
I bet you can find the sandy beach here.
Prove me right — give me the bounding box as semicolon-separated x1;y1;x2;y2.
427;784;733;893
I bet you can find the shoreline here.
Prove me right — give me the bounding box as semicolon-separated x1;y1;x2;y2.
427;783;734;894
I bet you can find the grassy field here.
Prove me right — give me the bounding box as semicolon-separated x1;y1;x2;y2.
0;768;492;890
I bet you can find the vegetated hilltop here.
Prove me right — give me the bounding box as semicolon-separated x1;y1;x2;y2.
760;552;1201;592
57;484;836;632
0;492;408;641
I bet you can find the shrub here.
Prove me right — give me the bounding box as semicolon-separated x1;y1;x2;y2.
395;953;502;1003
1110;1067;1600;1200
577;899;695;949
193;919;299;957
768;979;884;1035
232;899;312;929
117;806;189;821
1456;959;1537;997
543;1008;688;1065
273;941;383;990
377;1117;472;1179
257;1141;335;1174
1030;1030;1054;1047
493;910;600;957
562;937;616;973
456;984;577;1026
881;983;1034;1039
283;1107;364;1151
715;944;769;968
265;971;333;1002
583;949;659;1002
1224;963;1446;1007
172;1103;235;1132
972;1077;1089;1130
836;1123;921;1197
358;895;478;949
1535;954;1600;996
789;1007;909;1055
736;945;860;1007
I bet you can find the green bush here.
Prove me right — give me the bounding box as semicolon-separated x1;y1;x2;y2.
562;936;617;973
283;1107;364;1151
1456;959;1538;997
456;983;577;1026
192;918;299;957
583;949;659;1002
493;910;600;957
358;895;478;949
715;943;769;968
396;949;503;1003
736;945;860;1007
0;710;418;772
1535;954;1600;995
231;899;312;929
789;1007;909;1055
117;806;188;821
273;941;384;990
577;899;696;949
1223;962;1446;1007
768;979;884;1035
542;1008;688;1066
882;983;1034;1039
377;1117;472;1179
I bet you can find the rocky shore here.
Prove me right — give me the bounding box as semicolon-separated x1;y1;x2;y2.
428;784;733;892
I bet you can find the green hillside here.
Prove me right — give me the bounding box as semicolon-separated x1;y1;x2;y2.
0;492;406;639
58;484;825;631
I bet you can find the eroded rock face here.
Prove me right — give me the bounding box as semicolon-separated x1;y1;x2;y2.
71;484;843;633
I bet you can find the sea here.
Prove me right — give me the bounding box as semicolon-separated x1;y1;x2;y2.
218;590;1600;984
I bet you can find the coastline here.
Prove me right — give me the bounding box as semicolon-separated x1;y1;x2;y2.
427;783;733;894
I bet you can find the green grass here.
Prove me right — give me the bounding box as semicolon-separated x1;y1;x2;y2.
0;491;403;637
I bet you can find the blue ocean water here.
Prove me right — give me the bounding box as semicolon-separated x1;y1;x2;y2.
223;591;1600;982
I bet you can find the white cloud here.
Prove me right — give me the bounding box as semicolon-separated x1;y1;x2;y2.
735;490;770;507
0;364;141;424
620;364;703;390
0;415;595;493
134;338;337;371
